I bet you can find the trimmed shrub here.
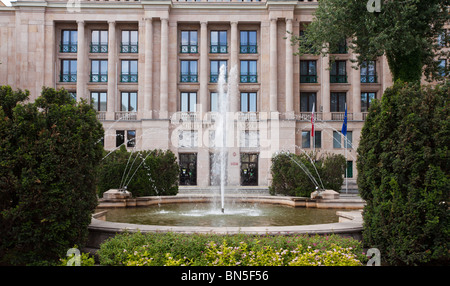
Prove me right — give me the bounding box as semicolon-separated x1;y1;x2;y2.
269;152;346;197
97;147;179;197
97;232;366;266
357;81;449;265
0;86;104;265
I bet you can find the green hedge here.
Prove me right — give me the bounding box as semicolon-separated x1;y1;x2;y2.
357;81;449;265
97;232;367;266
269;152;346;197
0;86;104;265
98;146;179;197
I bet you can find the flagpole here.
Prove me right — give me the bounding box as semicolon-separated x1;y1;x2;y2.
345;133;348;194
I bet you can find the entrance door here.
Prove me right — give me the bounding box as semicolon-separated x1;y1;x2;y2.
346;161;353;178
179;153;197;185
240;153;258;186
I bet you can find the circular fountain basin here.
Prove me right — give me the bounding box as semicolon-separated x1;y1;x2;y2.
102;202;340;227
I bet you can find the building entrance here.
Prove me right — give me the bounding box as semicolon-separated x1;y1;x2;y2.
240;153;258;186
179;153;197;185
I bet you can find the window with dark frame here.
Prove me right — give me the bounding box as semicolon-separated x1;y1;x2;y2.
300;60;317;83
331;92;346;112
330;61;347;83
180;30;198;53
240;60;257;83
181;92;197;112
91;30;108;53
91;91;107;112
61;30;78;53
240;30;257;53
240;92;257;112
90;60;108;82
300;92;317;112
121;30;138;53
60;59;77;82
121;91;137;112
361;92;376;112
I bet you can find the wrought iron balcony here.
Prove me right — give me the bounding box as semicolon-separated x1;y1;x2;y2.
180;44;198;53
361;74;378;83
120;73;138;83
210;45;228;54
240;74;258;83
60;43;77;53
90;73;108;83
300;75;318;83
90;42;108;53
60;74;77;83
240;45;258;54
330;75;347;83
120;43;138;53
180;73;198;83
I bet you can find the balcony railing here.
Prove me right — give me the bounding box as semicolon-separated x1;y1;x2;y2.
120;43;138;53
300;75;318;83
210;45;228;53
240;45;258;54
90;42;108;53
361;74;378;83
120;73;138;83
362;112;369;120
96;112;106;121
173;0;264;3
60;43;77;53
60;74;77;82
90;74;108;83
238;112;258;121
240;74;257;83
180;44;198;53
330;75;347;83
115;112;137;121
298;112;323;121
331;112;353;121
180;73;198;83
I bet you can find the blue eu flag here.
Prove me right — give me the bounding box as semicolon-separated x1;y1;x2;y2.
341;104;347;137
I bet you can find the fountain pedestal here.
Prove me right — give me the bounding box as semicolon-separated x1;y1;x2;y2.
103;189;132;200
311;189;340;200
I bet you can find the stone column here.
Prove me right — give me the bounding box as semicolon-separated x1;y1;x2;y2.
44;20;55;88
199;21;208;114
351;53;361;120
160;17;169;119
107;20;116;120
144;18;153;119
76;20;86;101
269;18;278;112
230;21;239;113
321;54;330;120
285;18;294;118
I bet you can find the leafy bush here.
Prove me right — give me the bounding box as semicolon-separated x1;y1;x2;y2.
0;86;104;265
269;152;346;197
98;232;366;266
357;81;449;265
98;146;179;197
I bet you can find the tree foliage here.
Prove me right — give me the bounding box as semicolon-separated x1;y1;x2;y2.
291;0;450;82
0;86;104;265
269;152;346;197
98;146;179;197
357;81;449;265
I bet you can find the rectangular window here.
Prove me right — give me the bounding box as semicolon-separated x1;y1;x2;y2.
210;60;227;83
302;131;311;148
181;92;197;112
330;61;347;83
331;38;347;54
300;60;317;83
210;30;227;53
90;60;108;82
116;130;136;148
240;60;257;83
121;92;137;112
330;92;346;112
344;131;353;149
91;30;108;53
438;59;447;77
121;60;138;82
180;30;198;53
127;130;136;148
240;92;257;112
91;91;107;111
121;30;138;53
210;92;219;112
240;30;257;53
116;130;125;147
61;30;77;53
180;60;198;82
438;29;448;47
314;131;322;148
333;131;341;149
360;61;377;83
361;92;376;112
60;60;77;82
300;92;317;112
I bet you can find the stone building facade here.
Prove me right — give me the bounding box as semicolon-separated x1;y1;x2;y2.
0;0;398;190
